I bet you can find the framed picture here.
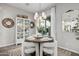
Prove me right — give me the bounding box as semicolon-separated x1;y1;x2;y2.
2;18;15;28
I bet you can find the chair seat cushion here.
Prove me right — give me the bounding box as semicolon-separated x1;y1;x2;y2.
23;42;36;47
43;48;54;54
24;48;35;54
42;42;56;47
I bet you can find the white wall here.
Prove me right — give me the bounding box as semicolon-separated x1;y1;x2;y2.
56;3;79;53
51;8;56;39
0;4;34;47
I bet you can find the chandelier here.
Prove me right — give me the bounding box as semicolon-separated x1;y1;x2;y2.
34;4;47;20
34;12;47;20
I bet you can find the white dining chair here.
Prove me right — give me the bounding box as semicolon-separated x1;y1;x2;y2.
40;37;57;56
22;36;38;56
22;42;36;56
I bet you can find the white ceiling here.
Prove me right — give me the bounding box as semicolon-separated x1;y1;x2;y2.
7;3;55;13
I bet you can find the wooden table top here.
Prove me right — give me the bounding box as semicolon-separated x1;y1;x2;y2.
25;36;54;43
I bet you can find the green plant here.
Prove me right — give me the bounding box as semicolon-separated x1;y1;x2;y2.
37;27;49;35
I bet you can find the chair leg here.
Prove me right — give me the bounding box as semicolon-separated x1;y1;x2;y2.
21;44;24;56
54;42;57;56
40;44;43;56
36;43;39;56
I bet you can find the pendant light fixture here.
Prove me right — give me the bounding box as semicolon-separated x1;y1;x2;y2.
42;12;47;19
34;12;39;20
34;4;47;20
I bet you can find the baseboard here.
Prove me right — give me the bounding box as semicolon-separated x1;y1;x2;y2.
0;43;15;48
58;46;79;54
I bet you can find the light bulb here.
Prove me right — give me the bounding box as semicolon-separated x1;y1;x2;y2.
34;12;39;20
39;16;42;20
42;12;47;19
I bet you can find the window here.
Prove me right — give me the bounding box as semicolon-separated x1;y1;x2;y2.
37;16;51;36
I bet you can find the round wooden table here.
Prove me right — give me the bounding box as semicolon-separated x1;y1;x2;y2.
25;37;54;56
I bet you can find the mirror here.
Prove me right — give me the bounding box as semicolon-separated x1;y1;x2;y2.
30;21;35;28
2;18;15;28
62;10;79;33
